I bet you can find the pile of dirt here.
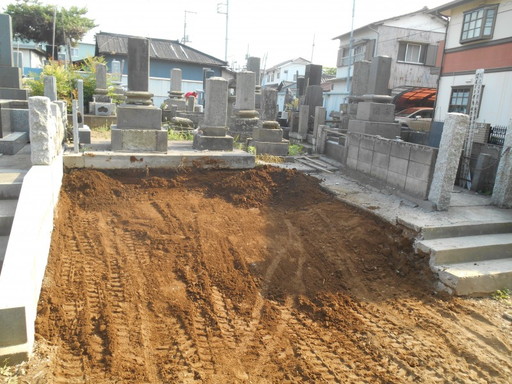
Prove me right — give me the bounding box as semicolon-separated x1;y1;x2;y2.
15;166;512;383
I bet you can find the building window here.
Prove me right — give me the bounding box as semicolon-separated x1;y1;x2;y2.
71;47;79;59
397;42;427;64
277;71;280;80
448;87;471;114
460;5;498;43
341;44;366;66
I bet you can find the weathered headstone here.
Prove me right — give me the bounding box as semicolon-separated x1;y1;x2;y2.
261;88;278;121
305;64;322;87
367;55;391;95
428;113;469;210
230;71;259;140
111;37;166;152
43;76;57;102
491;120;512;208
193;77;233;151
0;14;28;101
347;56;400;139
247;56;262;109
90;63;115;116
163;68;186;111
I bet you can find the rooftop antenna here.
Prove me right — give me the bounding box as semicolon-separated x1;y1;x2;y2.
182;10;197;44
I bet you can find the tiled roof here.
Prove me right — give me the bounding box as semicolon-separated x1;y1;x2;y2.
95;32;227;67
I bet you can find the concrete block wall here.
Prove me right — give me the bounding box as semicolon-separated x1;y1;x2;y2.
0;96;65;364
346;132;438;199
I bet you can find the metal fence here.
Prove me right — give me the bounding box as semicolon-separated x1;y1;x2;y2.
488;124;507;146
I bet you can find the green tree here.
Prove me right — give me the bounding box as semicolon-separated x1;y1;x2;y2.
323;67;337;76
25;56;107;113
5;0;95;53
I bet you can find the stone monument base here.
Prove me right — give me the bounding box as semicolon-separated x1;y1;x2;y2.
89;102;116;116
348;120;401;139
117;105;162;129
0;88;28;101
79;125;91;144
254;141;289;156
111;126;168;152
230;117;259;140
193;134;234;151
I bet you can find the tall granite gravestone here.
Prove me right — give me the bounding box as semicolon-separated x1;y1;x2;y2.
89;63;115;116
247;56;261;109
0;14;28;101
252;88;289;155
304;64;322;87
230;71;260;140
111;37;166;152
163;68;186;111
347;56;400;139
193;77;233;151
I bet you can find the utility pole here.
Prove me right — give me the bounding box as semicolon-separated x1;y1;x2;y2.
217;0;229;62
182;10;197;44
311;34;315;63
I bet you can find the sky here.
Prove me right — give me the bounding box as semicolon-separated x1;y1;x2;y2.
1;0;451;69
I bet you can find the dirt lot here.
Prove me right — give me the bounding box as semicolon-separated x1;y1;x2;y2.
9;166;512;383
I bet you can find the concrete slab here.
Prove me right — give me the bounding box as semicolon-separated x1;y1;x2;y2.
65;141;255;170
435;258;512;295
416;233;512;265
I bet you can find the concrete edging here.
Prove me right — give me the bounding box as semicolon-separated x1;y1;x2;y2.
0;155;63;364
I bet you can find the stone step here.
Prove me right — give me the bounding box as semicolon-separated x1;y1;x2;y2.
0;132;29;155
0;200;17;236
416;233;512;265
0;235;8;272
421;221;512;240
435;257;512;296
0;171;26;199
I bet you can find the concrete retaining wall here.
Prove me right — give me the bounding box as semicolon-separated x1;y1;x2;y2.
0;96;65;364
346;132;438;199
0;158;63;364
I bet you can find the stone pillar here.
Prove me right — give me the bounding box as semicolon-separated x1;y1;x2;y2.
230;71;259;140
261;88;278;121
193;77;233;151
76;79;84;127
491;120;512;208
313;106;326;142
247;56;261;109
28;96;64;165
0;14;27;100
297;105;309;139
112;37;166;152
43;76;57;101
428;113;469;211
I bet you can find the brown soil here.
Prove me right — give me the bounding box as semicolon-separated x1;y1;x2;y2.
13;166;512;383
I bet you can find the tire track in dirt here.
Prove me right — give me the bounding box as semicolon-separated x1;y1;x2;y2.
29;168;512;383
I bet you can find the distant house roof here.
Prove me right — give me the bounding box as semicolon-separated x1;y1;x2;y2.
333;7;446;40
95;32;227;67
265;57;311;72
430;0;477;14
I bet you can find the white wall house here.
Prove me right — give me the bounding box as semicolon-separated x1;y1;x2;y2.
432;0;512;129
261;57;311;87
261;57;311;111
328;8;447;115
